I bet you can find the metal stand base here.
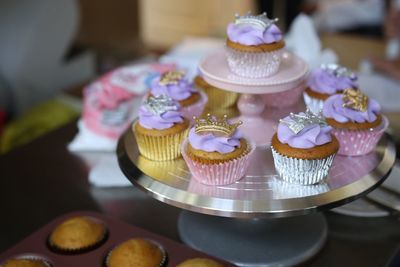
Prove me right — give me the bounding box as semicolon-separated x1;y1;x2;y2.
178;211;327;267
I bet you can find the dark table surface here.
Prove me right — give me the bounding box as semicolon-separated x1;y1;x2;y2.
1;119;400;267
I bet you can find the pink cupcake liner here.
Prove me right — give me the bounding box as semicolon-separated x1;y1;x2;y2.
181;91;208;123
263;82;305;108
181;140;255;185
332;116;389;156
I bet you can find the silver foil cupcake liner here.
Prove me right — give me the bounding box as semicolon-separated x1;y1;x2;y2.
303;92;324;114
225;46;282;78
271;147;336;185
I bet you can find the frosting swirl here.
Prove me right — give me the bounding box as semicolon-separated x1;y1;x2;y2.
307;67;357;95
138;100;183;130
277;113;333;149
150;75;197;101
227;23;282;45
188;127;242;154
323;94;380;123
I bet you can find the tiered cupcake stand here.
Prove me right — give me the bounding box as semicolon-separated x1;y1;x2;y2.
117;50;396;266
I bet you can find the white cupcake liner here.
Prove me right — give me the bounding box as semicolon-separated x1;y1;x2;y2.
331;116;389;156
303;92;324;114
225;46;282;78
181;140;255;185
271;147;336;185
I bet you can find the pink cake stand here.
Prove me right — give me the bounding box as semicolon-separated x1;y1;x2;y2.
199;49;308;146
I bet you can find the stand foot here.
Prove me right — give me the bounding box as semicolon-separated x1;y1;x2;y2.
178;211;327;267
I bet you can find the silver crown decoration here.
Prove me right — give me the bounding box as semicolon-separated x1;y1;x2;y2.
321;64;357;80
280;109;327;134
235;11;278;30
144;95;178;115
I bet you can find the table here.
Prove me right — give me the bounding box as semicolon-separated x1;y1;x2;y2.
1;33;400;266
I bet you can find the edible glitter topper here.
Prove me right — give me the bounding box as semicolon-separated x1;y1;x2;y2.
235;12;278;30
342;88;368;112
280;109;328;134
144;95;179;115
194;114;242;137
158;71;185;86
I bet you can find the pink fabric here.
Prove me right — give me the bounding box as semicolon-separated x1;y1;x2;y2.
262;82;304;108
331;117;388;156
181;140;255;185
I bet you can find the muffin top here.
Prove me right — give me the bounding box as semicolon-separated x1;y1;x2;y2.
1;259;49;267
177;258;224;267
150;71;197;101
323;88;381;125
138;95;184;130
227;12;282;45
307;64;357;95
49;216;106;251
107;238;165;267
189;114;243;154
277;109;333;149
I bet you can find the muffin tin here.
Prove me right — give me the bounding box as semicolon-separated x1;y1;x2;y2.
0;211;234;266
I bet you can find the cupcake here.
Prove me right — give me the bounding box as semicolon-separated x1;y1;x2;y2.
48;216;107;253
181;114;254;185
271;109;339;185
194;75;238;109
150;71;207;121
226;12;285;78
1;259;49;267
106;238;166;267
323;88;388;156
177;258;224;267
304;64;357;114
133;94;189;161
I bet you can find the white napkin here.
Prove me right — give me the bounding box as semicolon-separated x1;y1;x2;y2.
160;36;224;79
88;153;131;187
357;72;400;112
285;13;337;69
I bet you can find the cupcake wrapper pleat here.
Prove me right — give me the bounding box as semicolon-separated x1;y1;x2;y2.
181;140;255;185
331;123;387;156
271;147;336;185
226;46;282;78
202;87;238;109
303;93;324;114
134;128;189;161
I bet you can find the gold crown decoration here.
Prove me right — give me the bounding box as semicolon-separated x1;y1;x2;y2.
235;11;278;30
321;64;357;80
194;114;242;137
280;108;327;134
144;94;179;115
342;88;368;112
158;71;185;86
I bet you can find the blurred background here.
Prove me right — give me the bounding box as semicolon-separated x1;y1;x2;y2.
0;0;398;153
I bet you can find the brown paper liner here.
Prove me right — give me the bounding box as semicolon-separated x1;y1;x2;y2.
134;126;189;161
47;216;108;255
105;238;167;267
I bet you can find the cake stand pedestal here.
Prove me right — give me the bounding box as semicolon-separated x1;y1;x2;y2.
198;49;308;146
117;128;396;266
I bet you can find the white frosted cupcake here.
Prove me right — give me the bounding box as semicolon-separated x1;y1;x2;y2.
226;12;285;78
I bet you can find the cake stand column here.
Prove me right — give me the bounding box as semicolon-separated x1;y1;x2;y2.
178;211;327;267
235;93;277;146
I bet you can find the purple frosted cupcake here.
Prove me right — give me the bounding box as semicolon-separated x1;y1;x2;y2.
133;94;190;161
181;114;255;185
226;12;285;78
323;88;388;156
304;64;357;114
271;109;339;185
150;71;207;121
